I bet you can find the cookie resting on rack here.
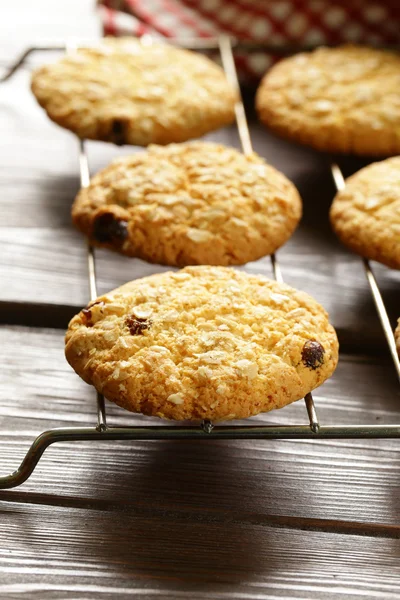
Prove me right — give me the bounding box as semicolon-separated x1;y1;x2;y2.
31;37;236;146
256;45;400;156
65;266;339;421
330;157;400;269
72;141;302;266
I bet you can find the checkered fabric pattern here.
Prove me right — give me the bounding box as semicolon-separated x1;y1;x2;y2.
97;0;400;79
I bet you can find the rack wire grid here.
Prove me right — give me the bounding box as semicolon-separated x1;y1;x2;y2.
1;36;400;490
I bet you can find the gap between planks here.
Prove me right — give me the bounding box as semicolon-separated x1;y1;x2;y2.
0;491;399;539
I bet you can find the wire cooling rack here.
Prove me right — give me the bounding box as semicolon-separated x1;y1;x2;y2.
1;36;400;490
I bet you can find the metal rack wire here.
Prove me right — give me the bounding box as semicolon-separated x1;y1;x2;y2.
1;36;399;491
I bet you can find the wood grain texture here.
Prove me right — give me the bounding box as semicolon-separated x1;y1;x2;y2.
2;500;400;600
2;1;400;598
1;326;400;528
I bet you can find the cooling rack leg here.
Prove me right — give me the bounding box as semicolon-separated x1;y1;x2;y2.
77;138;108;430
202;420;214;434
0;48;35;82
0;430;57;489
218;35;253;156
363;259;400;381
270;254;283;283
304;393;320;433
0;45;66;82
0;428;110;490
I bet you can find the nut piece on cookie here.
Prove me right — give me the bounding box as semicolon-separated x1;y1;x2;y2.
72;141;302;266
31;37;236;145
65;266;339;422
330;157;400;269
256;45;400;156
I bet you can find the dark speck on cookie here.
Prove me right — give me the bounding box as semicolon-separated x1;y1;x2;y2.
110;119;126;146
81;301;103;327
302;340;325;370
126;315;151;336
82;308;93;326
93;213;128;245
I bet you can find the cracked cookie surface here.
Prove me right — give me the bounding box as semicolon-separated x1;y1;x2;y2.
72;141;302;266
31;38;236;145
256;45;400;156
330;157;400;269
65;266;338;421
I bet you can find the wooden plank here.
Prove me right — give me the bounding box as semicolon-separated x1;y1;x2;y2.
1;501;400;599
1;325;400;528
2;3;400;597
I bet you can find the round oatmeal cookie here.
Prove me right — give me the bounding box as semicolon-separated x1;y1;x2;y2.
65;266;338;421
256;45;400;156
31;38;236;145
330;157;400;269
72;141;302;266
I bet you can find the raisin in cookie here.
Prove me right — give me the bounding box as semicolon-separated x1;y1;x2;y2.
72;141;302;266
31;38;236;145
65;266;338;421
330;157;400;269
256;45;400;156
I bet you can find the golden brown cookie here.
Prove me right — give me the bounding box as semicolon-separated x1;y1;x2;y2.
65;266;339;421
256;45;400;156
72;141;302;266
31;38;236;145
330;157;400;269
395;319;400;357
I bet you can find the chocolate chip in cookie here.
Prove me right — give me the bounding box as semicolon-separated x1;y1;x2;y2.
110;119;127;146
81;301;104;327
302;340;325;370
126;315;151;335
92;213;128;245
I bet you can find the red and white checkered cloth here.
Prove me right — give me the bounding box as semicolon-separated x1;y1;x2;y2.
97;0;400;79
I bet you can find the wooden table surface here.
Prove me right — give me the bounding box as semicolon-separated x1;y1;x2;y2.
1;2;400;599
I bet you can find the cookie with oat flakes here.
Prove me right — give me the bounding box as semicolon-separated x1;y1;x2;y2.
65;266;338;422
330;157;400;269
31;38;236;146
72;141;302;266
256;45;400;156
